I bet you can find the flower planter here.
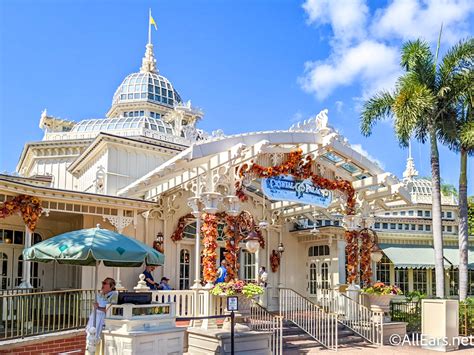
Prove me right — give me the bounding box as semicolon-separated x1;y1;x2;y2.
364;294;396;322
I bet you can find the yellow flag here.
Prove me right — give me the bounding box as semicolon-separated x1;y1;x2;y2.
149;14;158;31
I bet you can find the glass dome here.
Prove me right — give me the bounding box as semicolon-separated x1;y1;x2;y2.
71;116;174;135
411;178;433;195
112;72;182;108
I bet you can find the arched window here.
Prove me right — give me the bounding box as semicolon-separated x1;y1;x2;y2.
179;249;190;290
309;263;317;295
321;262;329;289
376;254;391;284
183;222;226;241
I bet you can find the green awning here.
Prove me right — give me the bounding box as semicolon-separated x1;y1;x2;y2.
380;244;474;270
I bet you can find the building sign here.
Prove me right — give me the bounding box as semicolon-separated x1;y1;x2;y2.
262;174;332;208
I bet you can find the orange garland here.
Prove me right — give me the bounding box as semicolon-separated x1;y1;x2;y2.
201;213;219;283
223;215;241;281
0;195;42;232
359;229;375;286
235;149;356;215
270;250;280;273
345;230;359;284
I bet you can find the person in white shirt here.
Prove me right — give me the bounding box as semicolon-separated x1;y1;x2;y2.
258;266;268;287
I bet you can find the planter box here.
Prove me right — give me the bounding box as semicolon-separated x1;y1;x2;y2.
421;299;459;352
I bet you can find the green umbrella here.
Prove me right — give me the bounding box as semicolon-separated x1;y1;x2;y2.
23;225;164;267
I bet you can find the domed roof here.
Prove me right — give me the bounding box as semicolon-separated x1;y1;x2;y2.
112;71;182;108
410;178;432;195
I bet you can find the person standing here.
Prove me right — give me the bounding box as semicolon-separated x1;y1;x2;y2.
258;266;268;287
216;260;227;283
143;265;158;290
85;278;118;352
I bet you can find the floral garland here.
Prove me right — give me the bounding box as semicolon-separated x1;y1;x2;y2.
0;195;42;231
201;213;219;283
345;230;359;284
235;149;356;215
359;229;375;286
223;215;240;281
270;250;280;273
170;213;194;242
170;211;264;248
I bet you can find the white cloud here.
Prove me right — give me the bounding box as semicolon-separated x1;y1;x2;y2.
299;40;400;100
302;0;369;45
351;143;385;169
300;0;473;101
372;0;474;44
335;100;344;113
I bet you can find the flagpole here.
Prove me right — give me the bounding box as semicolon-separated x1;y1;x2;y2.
148;8;152;45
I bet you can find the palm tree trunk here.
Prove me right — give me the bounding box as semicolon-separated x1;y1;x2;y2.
458;148;468;300
430;129;445;298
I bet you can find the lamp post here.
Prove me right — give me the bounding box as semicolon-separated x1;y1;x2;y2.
187;196;203;288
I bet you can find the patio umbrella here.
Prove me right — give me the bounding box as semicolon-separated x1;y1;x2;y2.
22;224;164;353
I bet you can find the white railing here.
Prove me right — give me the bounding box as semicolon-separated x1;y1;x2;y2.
280;288;338;351
315;289;384;346
250;301;283;355
151;290;195;317
151;289;226;319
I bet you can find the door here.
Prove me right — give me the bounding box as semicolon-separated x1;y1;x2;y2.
307;245;332;302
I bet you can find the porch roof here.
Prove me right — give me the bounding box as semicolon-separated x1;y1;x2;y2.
380;243;474;270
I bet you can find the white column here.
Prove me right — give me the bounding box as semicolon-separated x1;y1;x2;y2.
19;226;33;289
193;214;202;287
337;239;346;286
278;229;283;289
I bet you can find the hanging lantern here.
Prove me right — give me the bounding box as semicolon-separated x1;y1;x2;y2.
370;243;383;263
225;195;241;217
245;230;260;254
277;242;285;255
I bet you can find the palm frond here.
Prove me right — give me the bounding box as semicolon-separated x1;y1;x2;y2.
360;91;395;136
460;120;474;151
401;40;433;71
438;38;474;89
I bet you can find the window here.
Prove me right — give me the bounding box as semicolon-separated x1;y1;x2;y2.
321;262;330;289
408;211;414;216
447;211;453;219
0;252;8;289
309;263;317;295
400;211;406;216
393;212;398;216
308;245;330;257
431;269;436;296
424;211;431;218
425;225;431;232
398;224;403;230
383;223;388;229
395;269;409;294
179;249;190;290
447;226;452;233
242;250;256;282
413;269;427;294
418;225;424;231
441;211;445;218
376;255;391;284
411;224;416;230
374;222;380;229
385;212;390;216
404;224;410;230
417;210;423;217
468;270;474;296
390;223;396;230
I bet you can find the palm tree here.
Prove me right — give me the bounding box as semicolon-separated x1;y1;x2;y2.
440;53;473;300
360;36;473;298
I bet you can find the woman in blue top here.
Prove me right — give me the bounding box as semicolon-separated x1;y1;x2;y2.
216;260;227;283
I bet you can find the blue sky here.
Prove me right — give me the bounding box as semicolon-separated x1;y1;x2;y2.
0;0;473;194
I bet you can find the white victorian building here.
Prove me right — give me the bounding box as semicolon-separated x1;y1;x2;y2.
0;27;470;311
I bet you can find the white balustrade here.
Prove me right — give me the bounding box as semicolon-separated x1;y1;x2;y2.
249;301;283;355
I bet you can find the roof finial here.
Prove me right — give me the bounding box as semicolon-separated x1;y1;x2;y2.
403;140;418;181
141;9;158;73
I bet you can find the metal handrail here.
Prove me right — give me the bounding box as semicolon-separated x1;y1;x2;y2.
316;288;384;346
249;301;283;355
279;288;338;351
0;289;96;340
